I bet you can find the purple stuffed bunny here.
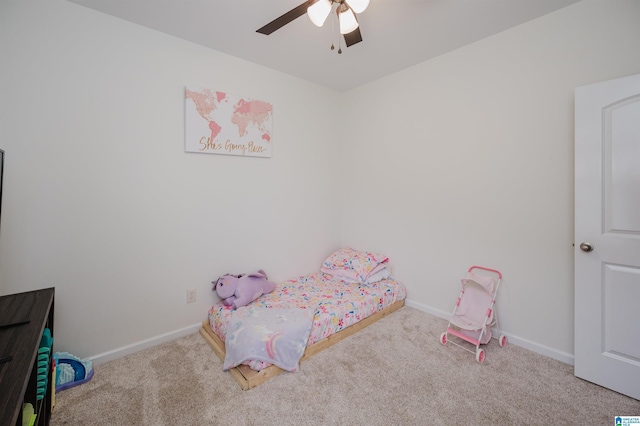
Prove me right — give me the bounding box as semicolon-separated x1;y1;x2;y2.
212;269;276;309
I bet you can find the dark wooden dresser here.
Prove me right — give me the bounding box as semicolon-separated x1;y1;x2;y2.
0;288;55;426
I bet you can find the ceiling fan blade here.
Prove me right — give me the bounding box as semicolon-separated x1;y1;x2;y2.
343;26;363;47
256;1;317;35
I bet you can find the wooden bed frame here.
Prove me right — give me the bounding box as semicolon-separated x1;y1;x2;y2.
199;299;405;390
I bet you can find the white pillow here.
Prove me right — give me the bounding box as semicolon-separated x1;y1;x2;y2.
365;267;392;284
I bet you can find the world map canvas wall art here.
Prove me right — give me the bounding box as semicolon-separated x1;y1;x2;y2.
185;87;273;158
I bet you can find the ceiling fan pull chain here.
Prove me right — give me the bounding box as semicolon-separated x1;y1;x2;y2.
330;8;335;51
336;13;342;54
337;2;343;53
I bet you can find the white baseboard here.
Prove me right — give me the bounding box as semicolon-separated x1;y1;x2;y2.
405;299;452;320
89;300;575;367
89;322;202;366
405;298;575;366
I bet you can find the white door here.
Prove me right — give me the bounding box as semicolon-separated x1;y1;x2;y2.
575;73;640;400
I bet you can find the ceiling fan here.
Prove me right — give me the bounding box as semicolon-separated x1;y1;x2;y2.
256;0;370;52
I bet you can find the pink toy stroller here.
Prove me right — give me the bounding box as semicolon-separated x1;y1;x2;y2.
439;266;506;363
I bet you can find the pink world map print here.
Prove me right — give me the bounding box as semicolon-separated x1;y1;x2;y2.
185;86;273;158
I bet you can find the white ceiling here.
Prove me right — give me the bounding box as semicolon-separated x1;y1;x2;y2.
67;0;580;92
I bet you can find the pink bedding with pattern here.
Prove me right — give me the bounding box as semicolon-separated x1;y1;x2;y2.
207;271;407;371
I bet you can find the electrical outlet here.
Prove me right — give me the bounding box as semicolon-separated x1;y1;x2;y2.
187;288;197;304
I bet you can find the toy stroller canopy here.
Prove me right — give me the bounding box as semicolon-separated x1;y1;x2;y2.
461;272;496;294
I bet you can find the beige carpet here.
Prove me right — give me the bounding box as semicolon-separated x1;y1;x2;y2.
50;307;639;425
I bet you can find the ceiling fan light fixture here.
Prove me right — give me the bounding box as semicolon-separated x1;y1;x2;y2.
338;5;358;34
307;0;332;27
345;0;369;14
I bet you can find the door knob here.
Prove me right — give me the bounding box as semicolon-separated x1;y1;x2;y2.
579;242;594;252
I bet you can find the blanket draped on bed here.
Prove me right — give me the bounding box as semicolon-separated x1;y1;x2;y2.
223;307;315;372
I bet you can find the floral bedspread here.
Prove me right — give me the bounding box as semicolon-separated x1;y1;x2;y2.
208;271;407;371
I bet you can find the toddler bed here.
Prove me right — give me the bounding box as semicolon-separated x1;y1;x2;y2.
199;248;407;390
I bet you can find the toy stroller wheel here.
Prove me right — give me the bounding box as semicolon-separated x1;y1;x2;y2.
499;334;507;347
439;332;447;345
476;348;485;363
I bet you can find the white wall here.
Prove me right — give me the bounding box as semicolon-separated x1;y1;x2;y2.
0;0;342;359
340;0;640;360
